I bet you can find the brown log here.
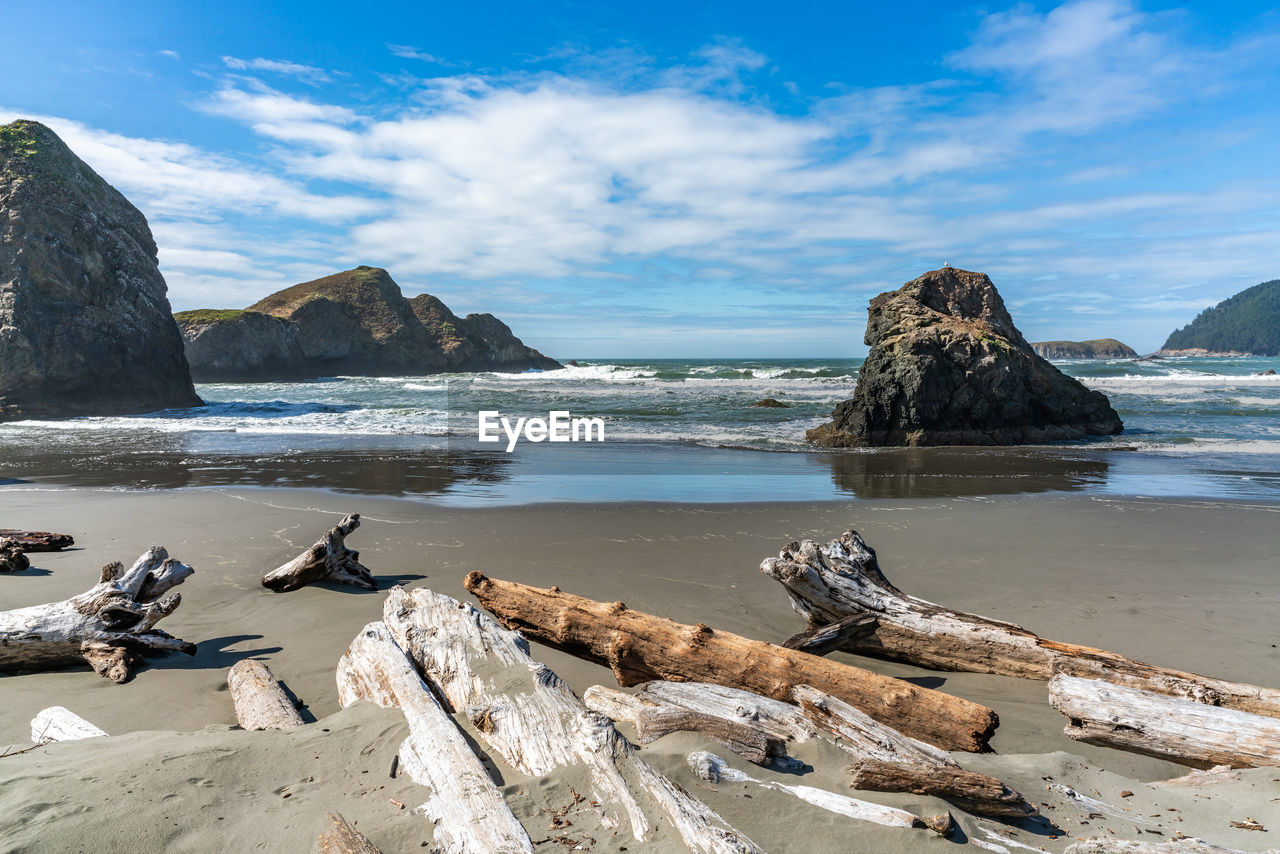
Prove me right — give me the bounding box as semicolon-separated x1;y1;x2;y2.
0;529;74;551
0;539;29;573
762;530;1280;719
635;707;785;766
463;571;999;752
262;513;375;592
792;685;1034;818
315;812;381;854
227;659;304;730
847;760;1033;818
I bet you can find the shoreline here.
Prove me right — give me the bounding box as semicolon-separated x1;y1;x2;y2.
4;485;1280;851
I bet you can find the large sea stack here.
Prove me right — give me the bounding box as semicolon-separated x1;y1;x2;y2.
808;268;1123;447
0;120;201;419
176;266;560;381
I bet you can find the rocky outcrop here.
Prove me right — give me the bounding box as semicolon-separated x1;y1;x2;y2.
1031;338;1138;360
808;268;1123;447
0;120;201;419
176;267;560;382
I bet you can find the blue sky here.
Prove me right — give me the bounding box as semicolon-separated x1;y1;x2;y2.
4;0;1279;357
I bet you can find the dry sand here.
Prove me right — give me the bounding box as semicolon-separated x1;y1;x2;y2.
2;485;1279;852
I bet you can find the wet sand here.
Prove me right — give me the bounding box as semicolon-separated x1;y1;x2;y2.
2;486;1279;852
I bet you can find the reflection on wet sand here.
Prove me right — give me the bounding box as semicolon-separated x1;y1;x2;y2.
0;445;512;497
824;447;1111;498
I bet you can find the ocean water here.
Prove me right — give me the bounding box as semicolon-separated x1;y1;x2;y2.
1;356;1277;503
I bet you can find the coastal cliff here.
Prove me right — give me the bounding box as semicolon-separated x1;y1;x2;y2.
808;268;1123;447
177;267;561;381
1031;339;1137;360
0;120;201;420
1156;279;1280;357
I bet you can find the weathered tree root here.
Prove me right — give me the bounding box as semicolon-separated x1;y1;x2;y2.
262;513;375;592
0;546;195;682
0;539;29;573
762;530;1280;719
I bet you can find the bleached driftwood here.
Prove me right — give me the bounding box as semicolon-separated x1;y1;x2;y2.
1151;765;1241;788
687;752;952;836
30;706;107;744
782;612;878;655
316;811;381;854
228;659;304;730
1049;675;1280;768
0;540;29;572
634;681;818;743
584;686;787;766
463;571;998;752
382;586;764;854
762;530;1280;719
1065;839;1250;853
262;514;374;592
0;529;74;551
792;686;1034;818
0;546;195;682
336;621;533;854
585;683;1029;815
1048;783;1159;827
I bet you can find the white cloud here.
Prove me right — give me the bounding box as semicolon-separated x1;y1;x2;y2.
387;44;453;65
221;56;331;84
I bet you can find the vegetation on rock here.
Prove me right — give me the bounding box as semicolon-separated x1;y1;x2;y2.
1160;280;1280;356
1031;339;1138;359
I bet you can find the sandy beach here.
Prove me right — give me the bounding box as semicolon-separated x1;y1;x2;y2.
3;485;1279;852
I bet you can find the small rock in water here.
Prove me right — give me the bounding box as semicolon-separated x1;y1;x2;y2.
751;398;790;408
1260;368;1276;375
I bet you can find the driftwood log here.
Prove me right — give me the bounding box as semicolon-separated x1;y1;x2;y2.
30;706;107;744
1152;765;1241;788
336;621;534;854
584;685;789;766
587;682;1031;817
463;571;998;752
0;546;195;681
0;540;29;572
262;514;374;592
0;529;75;551
687;751;952;836
381;586;765;854
228;659;304;730
762;531;1280;719
792;686;1033;817
622;681;819;743
315;812;382;854
1049;674;1280;768
782;612;878;656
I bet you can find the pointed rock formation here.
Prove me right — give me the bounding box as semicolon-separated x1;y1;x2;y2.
0;120;201;420
176;266;560;381
808;268;1123;447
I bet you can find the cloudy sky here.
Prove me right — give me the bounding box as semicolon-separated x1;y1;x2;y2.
4;0;1278;356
